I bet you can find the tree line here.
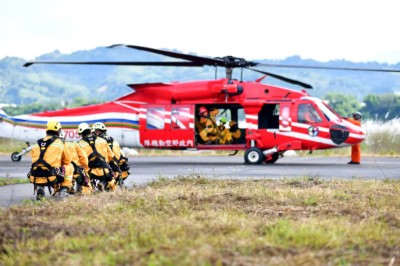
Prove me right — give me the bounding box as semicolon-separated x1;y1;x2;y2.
324;92;400;120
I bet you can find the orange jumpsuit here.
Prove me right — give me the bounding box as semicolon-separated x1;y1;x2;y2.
348;119;361;163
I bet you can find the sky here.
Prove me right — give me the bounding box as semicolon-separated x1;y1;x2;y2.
1;0;400;64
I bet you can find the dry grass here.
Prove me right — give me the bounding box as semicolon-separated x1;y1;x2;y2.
1;176;399;265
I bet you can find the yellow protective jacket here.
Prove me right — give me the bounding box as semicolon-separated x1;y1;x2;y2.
78;134;114;177
66;141;89;172
30;135;72;185
98;133;123;161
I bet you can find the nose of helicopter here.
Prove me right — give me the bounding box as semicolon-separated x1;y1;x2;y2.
349;124;366;144
329;121;365;145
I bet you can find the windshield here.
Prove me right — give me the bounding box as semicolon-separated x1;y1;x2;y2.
315;100;342;122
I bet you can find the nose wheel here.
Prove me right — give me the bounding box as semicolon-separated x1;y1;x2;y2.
11;143;33;162
11;152;22;162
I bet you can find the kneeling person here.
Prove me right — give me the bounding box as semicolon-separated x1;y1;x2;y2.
92;122;129;187
28;120;72;200
61;131;92;194
77;123;117;191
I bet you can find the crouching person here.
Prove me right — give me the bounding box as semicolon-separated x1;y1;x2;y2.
61;131;93;195
28;120;72;200
92;122;127;188
118;154;130;187
77;123;117;192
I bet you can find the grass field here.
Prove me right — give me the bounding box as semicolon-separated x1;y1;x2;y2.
1;177;399;265
0;120;399;265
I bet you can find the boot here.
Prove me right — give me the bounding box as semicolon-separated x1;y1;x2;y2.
36;186;45;201
56;187;71;199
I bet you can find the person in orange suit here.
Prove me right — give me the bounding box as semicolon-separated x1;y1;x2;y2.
347;112;362;164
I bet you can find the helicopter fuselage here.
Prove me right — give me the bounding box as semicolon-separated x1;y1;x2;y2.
0;78;365;164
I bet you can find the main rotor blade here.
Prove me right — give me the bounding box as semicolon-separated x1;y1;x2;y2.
249;68;313;89
23;61;204;67
254;63;400;73
109;44;222;66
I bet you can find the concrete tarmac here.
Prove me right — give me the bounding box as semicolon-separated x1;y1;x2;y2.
1;155;399;208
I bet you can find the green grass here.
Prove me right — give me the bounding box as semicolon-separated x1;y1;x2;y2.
0;177;30;186
1;177;399;265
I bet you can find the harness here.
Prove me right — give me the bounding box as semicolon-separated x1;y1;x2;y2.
83;135;109;169
83;135;113;182
30;136;65;193
98;133;128;173
98;134;118;162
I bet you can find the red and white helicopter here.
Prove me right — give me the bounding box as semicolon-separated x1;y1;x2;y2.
1;45;399;164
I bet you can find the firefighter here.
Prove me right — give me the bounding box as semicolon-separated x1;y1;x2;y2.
347;111;362;164
92;122;128;187
60;131;92;194
196;107;210;143
206;107;221;144
28;119;72;200
77;122;117;191
229;120;241;143
217;117;233;144
195;107;208;133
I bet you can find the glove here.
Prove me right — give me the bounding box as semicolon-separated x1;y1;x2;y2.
109;160;121;173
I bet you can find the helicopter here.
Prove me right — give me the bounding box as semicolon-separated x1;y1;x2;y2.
1;44;399;164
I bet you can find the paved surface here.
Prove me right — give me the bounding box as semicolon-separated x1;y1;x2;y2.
1;154;399;208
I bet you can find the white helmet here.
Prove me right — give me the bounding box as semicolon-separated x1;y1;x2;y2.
78;122;91;134
352;111;362;120
92;122;107;131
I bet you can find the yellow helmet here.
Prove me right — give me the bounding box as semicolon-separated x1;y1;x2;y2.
92;122;107;131
78;122;91;134
46;119;62;131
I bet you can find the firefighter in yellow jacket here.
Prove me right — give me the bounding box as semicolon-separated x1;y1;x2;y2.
77;122;117;191
92;122;128;187
217;117;233;144
29;119;72;200
229;120;241;143
61;131;92;194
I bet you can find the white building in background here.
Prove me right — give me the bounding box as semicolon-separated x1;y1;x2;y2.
0;104;16;108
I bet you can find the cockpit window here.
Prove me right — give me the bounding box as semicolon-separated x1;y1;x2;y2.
298;104;322;123
320;102;342;121
314;101;342;122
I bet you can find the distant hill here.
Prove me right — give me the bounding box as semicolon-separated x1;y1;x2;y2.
1;46;399;106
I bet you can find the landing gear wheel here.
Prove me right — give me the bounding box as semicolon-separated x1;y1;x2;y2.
264;152;279;164
11;152;22;162
244;147;265;165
